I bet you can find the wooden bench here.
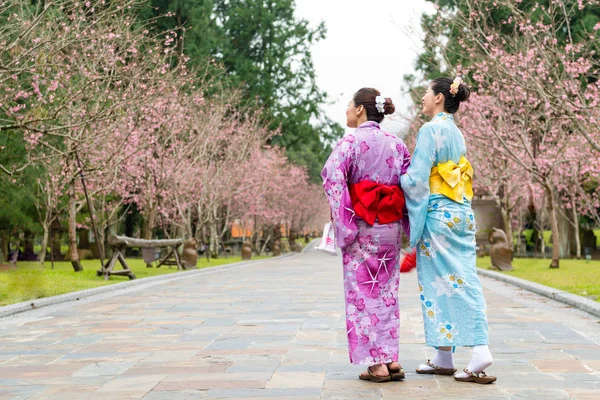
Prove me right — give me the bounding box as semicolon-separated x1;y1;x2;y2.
97;235;185;280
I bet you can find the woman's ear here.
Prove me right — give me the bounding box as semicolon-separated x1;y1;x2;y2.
435;93;444;105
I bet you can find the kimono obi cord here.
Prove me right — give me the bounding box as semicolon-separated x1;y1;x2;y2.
429;156;474;203
348;180;405;225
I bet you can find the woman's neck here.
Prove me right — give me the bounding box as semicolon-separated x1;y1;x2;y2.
430;105;446;117
356;114;368;126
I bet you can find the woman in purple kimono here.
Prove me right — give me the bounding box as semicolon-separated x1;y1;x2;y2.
322;88;411;382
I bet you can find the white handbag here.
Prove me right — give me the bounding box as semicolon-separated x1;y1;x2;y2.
315;221;338;256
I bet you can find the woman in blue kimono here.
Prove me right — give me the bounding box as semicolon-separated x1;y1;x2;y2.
400;77;496;384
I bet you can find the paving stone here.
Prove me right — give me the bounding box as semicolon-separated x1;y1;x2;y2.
96;373;166;394
502;389;571;399
141;350;197;363
142;390;208;399
267;371;325;389
320;388;383;400
71;361;136;377
204;338;253;351
565;390;600;400
204;388;322;398
154;379;267;390
200;318;238;327
0;385;47;400
226;361;280;373
529;359;591;373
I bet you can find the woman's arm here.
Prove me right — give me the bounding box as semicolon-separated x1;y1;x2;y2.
400;124;436;247
321;135;359;248
398;141;412;239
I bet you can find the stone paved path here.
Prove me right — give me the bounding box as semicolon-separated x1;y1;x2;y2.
1;247;600;399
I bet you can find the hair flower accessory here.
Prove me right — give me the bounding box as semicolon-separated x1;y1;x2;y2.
375;95;386;113
449;77;462;97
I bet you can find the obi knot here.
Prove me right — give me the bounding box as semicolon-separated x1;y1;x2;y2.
348;180;405;225
429;156;473;203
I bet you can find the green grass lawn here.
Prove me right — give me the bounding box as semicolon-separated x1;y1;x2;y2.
476;256;600;301
518;229;600;247
0;254;269;307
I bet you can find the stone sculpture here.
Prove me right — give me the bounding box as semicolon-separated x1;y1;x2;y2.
241;240;252;260
489;227;513;271
181;238;199;269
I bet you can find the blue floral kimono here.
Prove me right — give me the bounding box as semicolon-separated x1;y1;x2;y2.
400;112;489;347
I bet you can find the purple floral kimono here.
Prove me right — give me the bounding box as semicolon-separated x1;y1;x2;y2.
321;121;411;364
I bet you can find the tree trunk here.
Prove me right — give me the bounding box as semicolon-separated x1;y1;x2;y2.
79;229;90;249
67;183;83;272
557;204;571;259
142;204;156;240
51;221;63;261
209;220;219;258
572;200;581;259
0;235;8;262
254;230;262;256
18;231;35;261
185;208;192;239
260;233;272;255
10;234;21;265
97;223;106;262
545;184;560;268
39;224;49;265
209;204;220;259
501;205;513;251
538;195;546;258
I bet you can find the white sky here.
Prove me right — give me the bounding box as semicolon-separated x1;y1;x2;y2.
294;0;435;137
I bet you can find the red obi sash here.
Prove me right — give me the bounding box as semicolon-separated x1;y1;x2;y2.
348;180;405;225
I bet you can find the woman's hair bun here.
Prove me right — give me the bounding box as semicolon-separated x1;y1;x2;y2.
383;98;395;115
456;85;470;102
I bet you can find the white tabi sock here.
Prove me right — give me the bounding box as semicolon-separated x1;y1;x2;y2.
418;348;454;371
455;345;493;378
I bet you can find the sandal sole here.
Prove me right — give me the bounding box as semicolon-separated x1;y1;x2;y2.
358;374;392;383
454;376;497;384
415;368;456;375
391;372;405;381
359;365;403;382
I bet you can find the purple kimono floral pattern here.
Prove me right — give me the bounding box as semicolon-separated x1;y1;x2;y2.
322;121;411;365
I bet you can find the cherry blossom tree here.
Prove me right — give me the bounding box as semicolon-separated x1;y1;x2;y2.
1;0;189;270
1;0;329;267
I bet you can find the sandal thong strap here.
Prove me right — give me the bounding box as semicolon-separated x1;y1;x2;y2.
464;368;488;378
386;362;404;372
426;359;445;370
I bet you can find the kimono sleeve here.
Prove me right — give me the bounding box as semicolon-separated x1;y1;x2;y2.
321;135;359;248
397;141;412;238
400;124;436;248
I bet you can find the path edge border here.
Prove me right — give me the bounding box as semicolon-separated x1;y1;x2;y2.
477;267;600;319
0;250;303;319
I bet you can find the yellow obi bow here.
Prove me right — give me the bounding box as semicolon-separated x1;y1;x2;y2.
429;156;474;203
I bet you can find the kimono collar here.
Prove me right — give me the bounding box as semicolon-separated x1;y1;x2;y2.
432;112;454;122
357;121;381;130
